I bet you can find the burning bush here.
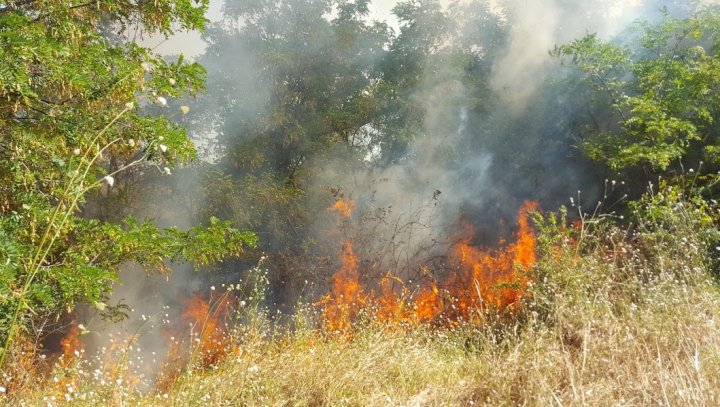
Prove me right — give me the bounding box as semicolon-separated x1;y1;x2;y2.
318;199;540;332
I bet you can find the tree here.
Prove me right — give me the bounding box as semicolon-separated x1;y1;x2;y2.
183;0;397;299
0;0;257;368
183;0;516;304
552;6;720;179
196;0;391;178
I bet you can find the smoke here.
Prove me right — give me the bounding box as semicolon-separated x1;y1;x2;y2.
302;0;700;282
76;167;210;392
491;0;644;108
305;1;616;265
174;0;703;290
70;0;711;390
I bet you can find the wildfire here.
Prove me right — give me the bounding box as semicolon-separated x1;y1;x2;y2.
447;200;539;319
412;282;443;322
320;200;540;330
329;198;356;218
58;321;85;369
320;242;368;331
157;291;236;390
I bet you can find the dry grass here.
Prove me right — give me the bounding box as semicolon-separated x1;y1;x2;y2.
5;191;720;406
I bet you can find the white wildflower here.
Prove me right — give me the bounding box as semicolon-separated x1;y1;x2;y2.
128;139;135;147
159;144;168;153
156;96;167;106
158;136;164;141
0;386;6;393
180;106;190;115
103;176;114;187
73;148;81;155
210;286;215;291
125;102;134;110
141;62;150;71
163;167;171;175
94;301;106;311
168;78;176;86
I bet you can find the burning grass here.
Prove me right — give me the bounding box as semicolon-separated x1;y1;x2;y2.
5;190;720;405
318;199;539;333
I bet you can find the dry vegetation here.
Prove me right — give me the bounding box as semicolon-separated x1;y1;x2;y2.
4;187;720;406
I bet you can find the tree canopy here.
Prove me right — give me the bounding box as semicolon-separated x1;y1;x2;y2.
553;7;720;177
0;0;256;367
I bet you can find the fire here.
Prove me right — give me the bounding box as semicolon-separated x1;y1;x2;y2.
43;321;87;398
158;290;236;390
321;242;367;331
58;321;84;368
181;292;235;366
320;200;540;330
318;197;367;332
374;271;405;323
412;282;442;322
440;200;538;320
329;198;356;218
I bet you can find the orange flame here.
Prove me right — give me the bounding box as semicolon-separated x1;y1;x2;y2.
43;321;88;398
329;198;356;218
412;282;442;323
447;200;538;318
58;321;84;368
321;242;367;331
321;200;540;330
181;292;235;366
158;291;236;391
374;271;405;323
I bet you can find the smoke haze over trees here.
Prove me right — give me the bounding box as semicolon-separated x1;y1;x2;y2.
91;0;720;317
178;0;707;301
3;0;720;396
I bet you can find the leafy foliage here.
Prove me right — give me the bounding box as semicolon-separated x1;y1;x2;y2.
552;7;720;174
0;0;256;367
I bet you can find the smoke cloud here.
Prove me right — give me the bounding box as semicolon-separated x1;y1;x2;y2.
75;0;711;389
